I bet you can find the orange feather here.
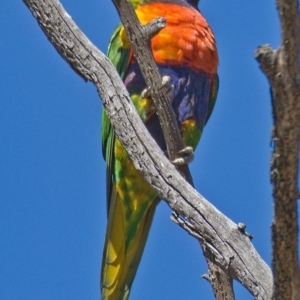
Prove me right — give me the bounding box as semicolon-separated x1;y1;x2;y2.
135;3;218;74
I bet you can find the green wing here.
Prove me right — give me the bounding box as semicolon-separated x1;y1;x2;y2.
102;24;132;211
206;73;219;125
102;0;145;168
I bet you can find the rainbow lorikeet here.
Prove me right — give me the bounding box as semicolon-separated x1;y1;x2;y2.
101;0;218;299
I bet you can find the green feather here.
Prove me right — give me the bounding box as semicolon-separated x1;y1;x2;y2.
102;24;132;211
206;73;219;125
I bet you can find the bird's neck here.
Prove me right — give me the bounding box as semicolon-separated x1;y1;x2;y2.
140;0;199;9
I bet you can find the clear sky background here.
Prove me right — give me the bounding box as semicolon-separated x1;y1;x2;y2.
1;1;281;299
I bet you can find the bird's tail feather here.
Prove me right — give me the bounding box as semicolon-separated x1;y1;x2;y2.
101;185;159;300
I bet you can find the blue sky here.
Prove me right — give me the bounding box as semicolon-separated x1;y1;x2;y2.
1;1;280;299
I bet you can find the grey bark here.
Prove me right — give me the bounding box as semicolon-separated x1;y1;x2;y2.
112;1;234;298
23;0;272;299
112;0;193;184
202;257;235;300
255;0;300;299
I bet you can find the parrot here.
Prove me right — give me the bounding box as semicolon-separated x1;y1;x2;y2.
101;0;219;299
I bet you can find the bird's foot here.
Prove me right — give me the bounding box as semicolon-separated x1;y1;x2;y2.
141;85;152;98
141;76;173;98
160;75;174;93
172;146;194;165
160;75;174;94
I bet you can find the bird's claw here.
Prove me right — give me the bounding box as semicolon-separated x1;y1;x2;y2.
161;75;174;93
172;146;194;165
141;85;152;98
178;146;194;155
141;76;173;98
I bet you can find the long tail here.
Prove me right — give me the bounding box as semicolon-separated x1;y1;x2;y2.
101;185;159;300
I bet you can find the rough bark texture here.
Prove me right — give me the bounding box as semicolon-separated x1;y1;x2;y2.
112;0;193;184
112;1;233;298
255;0;300;299
202;253;235;300
204;259;235;300
23;0;272;298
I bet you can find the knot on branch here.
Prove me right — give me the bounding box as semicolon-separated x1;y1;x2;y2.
255;44;277;81
237;223;254;240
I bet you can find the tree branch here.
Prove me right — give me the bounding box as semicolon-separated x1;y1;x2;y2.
23;0;272;298
202;257;235;300
255;1;300;299
112;0;193;184
111;1;233;298
172;212;235;300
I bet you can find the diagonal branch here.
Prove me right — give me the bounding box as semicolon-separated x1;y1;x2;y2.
23;0;272;298
111;1;234;298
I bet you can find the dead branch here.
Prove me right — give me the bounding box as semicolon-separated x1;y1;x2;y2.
112;0;193;184
23;0;272;298
112;1;235;298
255;0;300;299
